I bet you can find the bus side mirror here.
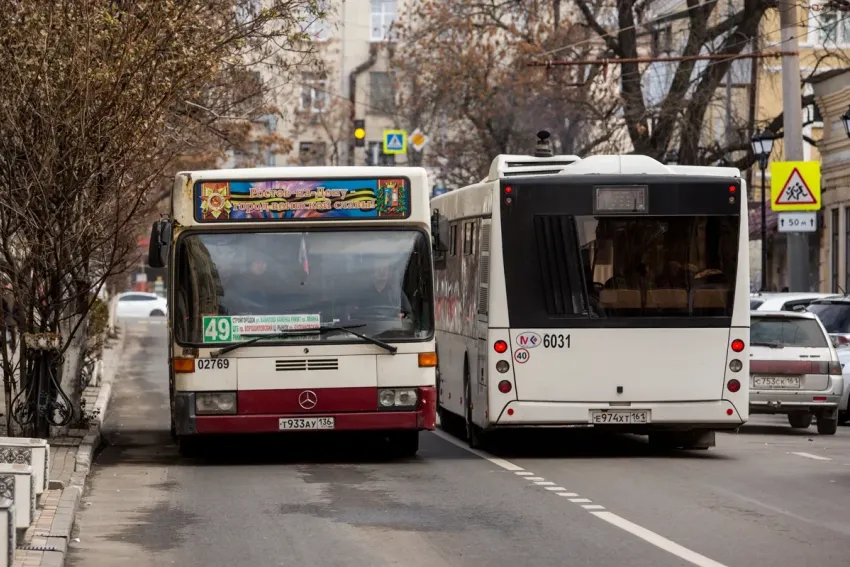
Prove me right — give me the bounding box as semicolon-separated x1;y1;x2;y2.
431;210;449;252
148;218;172;269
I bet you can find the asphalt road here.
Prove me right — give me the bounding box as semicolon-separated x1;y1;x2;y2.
67;320;850;567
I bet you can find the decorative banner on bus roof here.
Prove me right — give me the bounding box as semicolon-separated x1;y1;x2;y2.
196;178;410;221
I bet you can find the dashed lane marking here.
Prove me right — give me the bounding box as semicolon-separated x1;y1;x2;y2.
790;452;832;461
590;511;728;567
429;428;730;567
534;481;556;486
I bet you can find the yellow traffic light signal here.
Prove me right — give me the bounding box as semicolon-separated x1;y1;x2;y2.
354;127;366;139
354;119;365;147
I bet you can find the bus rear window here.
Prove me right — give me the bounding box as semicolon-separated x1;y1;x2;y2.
751;317;828;348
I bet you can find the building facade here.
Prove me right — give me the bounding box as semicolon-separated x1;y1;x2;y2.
812;68;850;293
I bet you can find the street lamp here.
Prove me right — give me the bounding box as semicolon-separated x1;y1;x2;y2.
842;106;850;139
751;127;776;292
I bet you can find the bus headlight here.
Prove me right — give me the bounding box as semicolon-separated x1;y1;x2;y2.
378;388;418;409
195;392;237;415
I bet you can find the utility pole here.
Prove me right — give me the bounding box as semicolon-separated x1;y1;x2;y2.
779;0;807;291
724;0;733;149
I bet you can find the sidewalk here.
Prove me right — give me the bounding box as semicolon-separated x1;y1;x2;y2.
10;325;126;567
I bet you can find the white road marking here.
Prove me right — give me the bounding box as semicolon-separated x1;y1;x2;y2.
545;487;567;491
534;481;556;486
430;428;731;567
791;452;832;461
515;471;534;476
590;511;729;567
431;429;525;471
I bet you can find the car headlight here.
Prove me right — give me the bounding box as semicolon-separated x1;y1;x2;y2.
195;392;237;415
378;388;418;410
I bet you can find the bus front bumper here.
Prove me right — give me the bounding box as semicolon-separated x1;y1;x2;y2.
174;389;437;435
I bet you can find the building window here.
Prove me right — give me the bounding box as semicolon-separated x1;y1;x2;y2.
300;72;328;113
832;208;840;293
305;0;329;41
298;141;327;166
371;0;397;41
813;5;850;45
369;72;395;113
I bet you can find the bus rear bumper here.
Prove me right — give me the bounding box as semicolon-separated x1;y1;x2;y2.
492;400;745;429
174;389;437;435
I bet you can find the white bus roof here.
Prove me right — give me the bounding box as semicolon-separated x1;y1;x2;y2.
557;155;741;178
178;166;428;181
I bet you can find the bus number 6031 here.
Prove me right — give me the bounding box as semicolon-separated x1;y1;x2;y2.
543;334;570;348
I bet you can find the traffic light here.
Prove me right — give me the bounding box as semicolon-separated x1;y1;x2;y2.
354;119;366;147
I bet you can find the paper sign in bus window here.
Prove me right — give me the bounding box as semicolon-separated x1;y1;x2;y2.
202;314;321;343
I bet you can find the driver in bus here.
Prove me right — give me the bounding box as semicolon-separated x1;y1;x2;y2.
354;260;412;319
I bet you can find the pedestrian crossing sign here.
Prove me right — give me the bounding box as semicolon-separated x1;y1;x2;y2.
383;130;407;154
770;161;821;212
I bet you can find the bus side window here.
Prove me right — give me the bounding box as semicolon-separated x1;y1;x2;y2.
449;223;458;256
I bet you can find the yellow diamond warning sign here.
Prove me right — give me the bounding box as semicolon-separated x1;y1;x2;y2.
770;161;821;212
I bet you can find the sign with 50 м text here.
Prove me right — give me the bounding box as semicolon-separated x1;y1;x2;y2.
202;314;321;343
196;178;410;222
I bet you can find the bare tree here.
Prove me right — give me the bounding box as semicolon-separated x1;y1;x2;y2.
393;0;621;186
0;0;323;436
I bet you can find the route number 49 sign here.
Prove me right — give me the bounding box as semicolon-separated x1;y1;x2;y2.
203;316;232;343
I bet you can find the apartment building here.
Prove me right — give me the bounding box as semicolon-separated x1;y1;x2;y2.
812;68;850;293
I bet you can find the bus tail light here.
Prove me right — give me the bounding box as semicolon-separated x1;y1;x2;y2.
728;359;742;372
731;339;744;352
173;357;195;373
494;340;508;353
726;379;741;393
496;360;510;373
418;352;437;367
498;380;512;393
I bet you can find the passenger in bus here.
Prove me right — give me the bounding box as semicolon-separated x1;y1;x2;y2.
353;261;412;319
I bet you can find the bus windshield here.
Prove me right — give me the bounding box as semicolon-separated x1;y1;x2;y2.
173;230;434;345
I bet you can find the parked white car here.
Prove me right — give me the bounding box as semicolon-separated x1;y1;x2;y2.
749;310;844;435
833;345;850;425
749;292;841;312
115;291;167;318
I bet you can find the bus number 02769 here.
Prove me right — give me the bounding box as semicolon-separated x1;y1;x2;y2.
543;334;570;348
197;358;230;370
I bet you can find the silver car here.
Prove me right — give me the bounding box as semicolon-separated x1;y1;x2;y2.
749;310;844;435
750;292;841;312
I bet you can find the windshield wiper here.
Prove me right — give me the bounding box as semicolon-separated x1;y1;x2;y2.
209;323;398;357
319;324;398;354
751;341;785;348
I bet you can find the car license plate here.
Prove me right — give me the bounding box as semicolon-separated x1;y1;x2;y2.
278;417;335;430
752;376;800;389
590;410;650;424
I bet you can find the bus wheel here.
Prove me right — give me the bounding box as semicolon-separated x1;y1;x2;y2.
177;436;203;458
464;369;486;450
388;431;420;458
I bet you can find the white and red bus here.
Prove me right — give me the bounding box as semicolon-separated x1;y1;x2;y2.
148;166;438;457
431;153;750;450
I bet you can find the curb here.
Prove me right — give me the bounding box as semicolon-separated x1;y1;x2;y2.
18;324;126;567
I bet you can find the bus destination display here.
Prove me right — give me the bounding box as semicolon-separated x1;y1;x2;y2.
196;178;410;221
594;186;648;214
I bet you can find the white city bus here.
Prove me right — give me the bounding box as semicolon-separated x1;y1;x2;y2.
148;167;438;457
431;154;749;450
